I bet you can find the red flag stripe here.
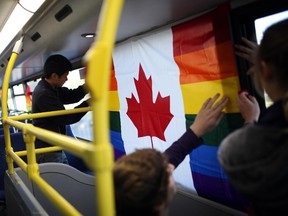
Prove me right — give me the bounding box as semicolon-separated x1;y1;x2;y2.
110;61;118;91
172;5;231;56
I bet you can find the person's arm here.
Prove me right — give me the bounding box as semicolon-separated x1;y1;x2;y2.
58;84;88;104
36;89;89;125
165;129;203;169
165;93;228;168
234;38;261;124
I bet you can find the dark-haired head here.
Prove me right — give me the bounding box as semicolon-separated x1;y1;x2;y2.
251;19;288;98
43;54;72;78
255;18;288;119
258;18;288;92
113;149;175;216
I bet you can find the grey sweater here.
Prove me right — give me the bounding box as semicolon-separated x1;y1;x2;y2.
218;101;288;216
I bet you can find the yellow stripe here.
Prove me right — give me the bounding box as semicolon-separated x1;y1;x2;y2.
181;76;240;114
109;77;240;113
108;90;120;111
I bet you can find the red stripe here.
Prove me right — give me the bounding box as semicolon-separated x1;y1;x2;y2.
172;4;231;56
110;61;118;91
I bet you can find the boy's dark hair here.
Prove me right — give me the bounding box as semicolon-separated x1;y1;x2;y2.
43;54;72;78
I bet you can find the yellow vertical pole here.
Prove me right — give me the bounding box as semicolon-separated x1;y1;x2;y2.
23;125;39;179
84;0;123;216
1;38;23;174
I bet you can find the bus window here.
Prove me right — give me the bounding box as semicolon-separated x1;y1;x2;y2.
63;67;87;109
27;78;41;92
12;84;24;95
13;95;27;112
10;84;28;113
7;88;15;114
254;10;288;107
255;10;288;43
63;67;92;141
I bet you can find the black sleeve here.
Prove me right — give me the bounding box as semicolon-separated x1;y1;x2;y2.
164;129;203;168
36;88;89;125
58;84;88;104
49;100;89;125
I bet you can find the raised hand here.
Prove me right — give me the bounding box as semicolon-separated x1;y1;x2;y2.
237;91;260;124
190;93;229;137
234;37;258;64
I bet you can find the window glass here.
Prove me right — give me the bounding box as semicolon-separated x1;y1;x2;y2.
63;67;88;109
14;95;27;113
27;78;41;92
63;67;92;140
7;88;15;114
13;84;24;95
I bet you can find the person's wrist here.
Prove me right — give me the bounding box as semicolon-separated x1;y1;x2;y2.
190;124;204;138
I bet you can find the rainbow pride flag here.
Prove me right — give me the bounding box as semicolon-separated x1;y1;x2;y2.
109;4;247;211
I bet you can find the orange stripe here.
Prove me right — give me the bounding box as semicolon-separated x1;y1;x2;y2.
110;67;118;91
174;41;238;84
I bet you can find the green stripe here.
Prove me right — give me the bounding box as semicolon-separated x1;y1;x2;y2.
110;111;121;132
110;111;243;146
185;113;244;146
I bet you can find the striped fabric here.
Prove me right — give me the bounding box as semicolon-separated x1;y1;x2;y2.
109;4;248;211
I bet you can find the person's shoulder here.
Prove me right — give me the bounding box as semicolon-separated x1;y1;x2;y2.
219;124;287;161
33;80;55;98
218;125;260;157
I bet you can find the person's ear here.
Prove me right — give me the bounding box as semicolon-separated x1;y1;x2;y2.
51;73;59;79
260;61;273;81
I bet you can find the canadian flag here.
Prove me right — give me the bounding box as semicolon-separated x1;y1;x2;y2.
110;5;246;209
112;28;193;189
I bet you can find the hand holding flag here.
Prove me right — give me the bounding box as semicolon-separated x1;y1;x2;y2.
190;93;229;137
237;91;260;124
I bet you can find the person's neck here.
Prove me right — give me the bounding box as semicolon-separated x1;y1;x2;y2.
157;205;169;216
45;78;57;88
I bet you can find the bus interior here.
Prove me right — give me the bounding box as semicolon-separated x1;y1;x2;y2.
0;0;288;215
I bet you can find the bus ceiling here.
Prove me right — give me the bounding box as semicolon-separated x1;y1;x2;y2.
0;0;257;87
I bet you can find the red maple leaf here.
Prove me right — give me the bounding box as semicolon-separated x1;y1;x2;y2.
126;64;174;145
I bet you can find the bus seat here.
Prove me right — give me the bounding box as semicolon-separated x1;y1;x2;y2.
65;125;91;174
4;170;48;216
0;132;27;201
169;187;248;216
5;163;96;216
0;127;15;136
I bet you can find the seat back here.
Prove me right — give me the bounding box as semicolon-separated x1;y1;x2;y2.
65;125;91;173
0;132;27;200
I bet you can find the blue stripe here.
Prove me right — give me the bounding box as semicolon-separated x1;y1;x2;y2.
189;145;228;179
110;130;125;153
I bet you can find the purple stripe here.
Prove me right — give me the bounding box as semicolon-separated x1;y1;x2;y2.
110;130;126;160
192;172;250;212
114;148;126;160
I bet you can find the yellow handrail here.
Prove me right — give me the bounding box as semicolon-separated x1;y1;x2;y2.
1;39;23;174
1;0;124;215
9;107;91;121
84;0;124;215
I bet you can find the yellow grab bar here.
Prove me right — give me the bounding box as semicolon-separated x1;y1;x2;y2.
1;37;24;174
84;0;124;215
